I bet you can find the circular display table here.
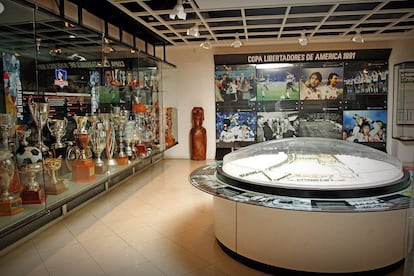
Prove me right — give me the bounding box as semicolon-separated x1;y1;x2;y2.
190;138;412;274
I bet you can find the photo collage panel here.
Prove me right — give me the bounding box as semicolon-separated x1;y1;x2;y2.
215;60;388;151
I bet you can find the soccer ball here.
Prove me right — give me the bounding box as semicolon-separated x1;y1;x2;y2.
16;146;43;166
280;95;286;100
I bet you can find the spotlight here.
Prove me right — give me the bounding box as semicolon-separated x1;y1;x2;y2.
186;24;199;38
169;0;186;20
200;38;212;50
298;31;308;46
231;33;242;48
352;29;365;43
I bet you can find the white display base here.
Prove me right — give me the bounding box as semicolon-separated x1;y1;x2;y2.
214;196;408;273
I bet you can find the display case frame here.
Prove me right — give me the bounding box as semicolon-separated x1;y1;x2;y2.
393;61;414;141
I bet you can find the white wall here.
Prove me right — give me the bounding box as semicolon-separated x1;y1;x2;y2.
163;39;414;164
162;47;216;159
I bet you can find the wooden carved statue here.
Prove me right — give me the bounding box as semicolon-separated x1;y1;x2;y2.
190;107;207;160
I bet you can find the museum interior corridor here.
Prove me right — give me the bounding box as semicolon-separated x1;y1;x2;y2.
0;159;406;275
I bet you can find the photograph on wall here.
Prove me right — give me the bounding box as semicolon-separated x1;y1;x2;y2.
215;64;256;107
297;110;343;139
342;110;387;143
299;63;344;100
343;60;388;96
256;63;300;101
216;111;256;143
256;111;299;141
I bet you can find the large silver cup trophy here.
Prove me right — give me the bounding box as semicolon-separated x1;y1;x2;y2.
99;113;117;166
90;118;107;168
29;102;50;152
47;117;68;149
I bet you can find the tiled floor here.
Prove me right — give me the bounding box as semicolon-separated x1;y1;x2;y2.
0;159;406;275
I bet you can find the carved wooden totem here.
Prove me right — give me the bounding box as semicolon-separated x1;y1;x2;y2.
190;107;207;160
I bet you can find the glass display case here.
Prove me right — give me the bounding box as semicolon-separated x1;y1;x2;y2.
218;137;410;198
393;62;414;141
0;0;177;252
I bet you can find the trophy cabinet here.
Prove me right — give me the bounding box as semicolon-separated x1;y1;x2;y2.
0;0;178;252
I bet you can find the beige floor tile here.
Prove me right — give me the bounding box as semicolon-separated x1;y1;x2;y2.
105;261;165;276
0;240;45;276
149;247;210;276
40;241;90;266
32;224;79;258
45;255;105;276
91;246;148;274
79;232;130;256
134;236;186;260
118;225;165;248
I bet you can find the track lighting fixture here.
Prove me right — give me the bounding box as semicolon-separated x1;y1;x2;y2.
200;37;212;50
186;24;199;38
231;33;242;48
169;0;186;20
352;29;365;43
298;31;308;46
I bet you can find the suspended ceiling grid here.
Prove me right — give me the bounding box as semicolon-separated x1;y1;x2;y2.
104;0;414;47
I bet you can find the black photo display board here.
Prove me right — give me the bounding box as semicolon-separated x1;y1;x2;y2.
214;49;391;153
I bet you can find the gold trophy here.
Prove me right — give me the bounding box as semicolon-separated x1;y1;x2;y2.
44;157;67;195
0;150;24;216
29;102;50;152
20;162;46;204
47;117;68;149
71;115;95;182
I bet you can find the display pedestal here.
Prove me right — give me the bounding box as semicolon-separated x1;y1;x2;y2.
115;156;129;166
45;180;67;195
0;197;24;216
95;164;108;174
21;188;46;204
72;159;96;182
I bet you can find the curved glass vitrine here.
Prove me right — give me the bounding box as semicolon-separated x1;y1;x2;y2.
217;137;410;197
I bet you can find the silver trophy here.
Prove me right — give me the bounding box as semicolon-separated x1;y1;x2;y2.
99;113;117;166
29;102;50;152
90;119;107;167
0;150;15;201
0;113;14;148
111;107;130;158
47;117;68;149
21;162;43;191
123;121;135;157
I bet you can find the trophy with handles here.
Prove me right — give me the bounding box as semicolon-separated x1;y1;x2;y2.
99;113;117;166
20;162;46;204
0;149;24;215
89;116;108;174
71;115;95;182
44;157;67;195
29;102;50;152
47;117;68;149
